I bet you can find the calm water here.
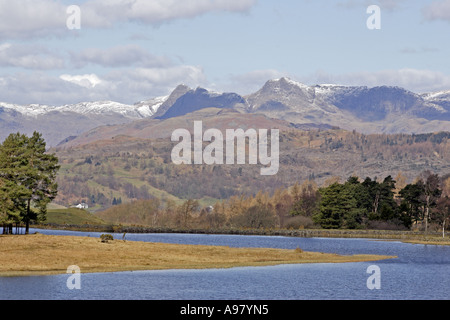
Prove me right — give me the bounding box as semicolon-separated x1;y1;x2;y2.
1;228;449;300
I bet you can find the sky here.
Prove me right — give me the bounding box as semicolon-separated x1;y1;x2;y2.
1;0;450;106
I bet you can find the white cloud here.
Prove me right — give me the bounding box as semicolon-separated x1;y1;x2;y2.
0;42;65;69
81;0;257;26
0;0;67;39
70;44;172;68
60;74;103;89
0;72;94;106
0;0;257;39
307;68;450;93
2;67;450;106
0;63;207;106
103;65;207;101
422;0;450;22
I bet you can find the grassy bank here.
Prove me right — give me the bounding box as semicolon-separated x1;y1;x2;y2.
33;208;450;246
33;223;450;246
0;233;396;277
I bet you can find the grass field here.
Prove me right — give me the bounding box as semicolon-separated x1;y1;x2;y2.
46;208;106;226
0;233;396;277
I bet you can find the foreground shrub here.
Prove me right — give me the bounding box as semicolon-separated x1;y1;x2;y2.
100;234;114;243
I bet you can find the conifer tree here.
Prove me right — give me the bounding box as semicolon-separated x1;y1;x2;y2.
314;182;363;229
0;132;59;234
0;177;28;234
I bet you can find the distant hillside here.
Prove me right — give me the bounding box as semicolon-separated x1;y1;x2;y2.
51;110;450;212
55;108;294;149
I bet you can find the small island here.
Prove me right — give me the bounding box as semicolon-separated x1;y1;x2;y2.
0;233;396;277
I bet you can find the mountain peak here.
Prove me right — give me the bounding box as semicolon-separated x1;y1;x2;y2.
174;84;191;92
267;77;309;89
156;86;246;120
150;84;192;119
1;79;449;149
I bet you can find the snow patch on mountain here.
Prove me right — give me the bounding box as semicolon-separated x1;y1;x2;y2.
0;96;169;119
421;90;450;100
134;95;169;117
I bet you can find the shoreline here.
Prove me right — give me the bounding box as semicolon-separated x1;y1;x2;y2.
0;233;396;277
31;223;450;246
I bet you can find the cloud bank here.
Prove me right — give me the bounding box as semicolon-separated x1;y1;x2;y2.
0;0;449;106
423;0;450;22
0;0;257;39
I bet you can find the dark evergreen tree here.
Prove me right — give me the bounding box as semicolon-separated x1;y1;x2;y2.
314;182;364;229
0;177;28;234
0;132;59;234
399;183;424;225
377;176;398;221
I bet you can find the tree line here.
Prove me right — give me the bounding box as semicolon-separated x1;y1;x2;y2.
314;172;449;234
211;171;449;233
97;171;450;235
2;131;447;236
0;132;59;234
53;129;449;212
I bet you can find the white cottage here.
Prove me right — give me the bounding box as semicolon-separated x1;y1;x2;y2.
75;203;89;209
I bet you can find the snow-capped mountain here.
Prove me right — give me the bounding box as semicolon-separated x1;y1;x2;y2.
421;90;450;117
156;87;247;120
133;95;169;118
244;78;450;133
0;97;168;146
421;90;450;101
1;99;167;119
1;77;449;147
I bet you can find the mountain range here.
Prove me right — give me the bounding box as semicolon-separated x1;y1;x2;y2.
1;77;449;147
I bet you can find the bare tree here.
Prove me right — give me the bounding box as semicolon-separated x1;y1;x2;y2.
419;171;442;236
178;199;199;229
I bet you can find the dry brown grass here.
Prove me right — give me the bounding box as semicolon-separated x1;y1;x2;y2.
0;234;396;277
401;238;450;246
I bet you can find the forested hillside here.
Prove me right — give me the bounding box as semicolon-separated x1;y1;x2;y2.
94;171;450;234
52;129;450;213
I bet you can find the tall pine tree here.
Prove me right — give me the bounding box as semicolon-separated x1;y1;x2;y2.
0;132;59;234
314;182;364;229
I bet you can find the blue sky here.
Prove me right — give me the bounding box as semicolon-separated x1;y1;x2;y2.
1;0;450;105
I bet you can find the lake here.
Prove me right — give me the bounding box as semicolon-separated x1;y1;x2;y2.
1;228;449;300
